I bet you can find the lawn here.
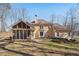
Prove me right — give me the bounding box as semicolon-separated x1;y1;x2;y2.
0;39;79;56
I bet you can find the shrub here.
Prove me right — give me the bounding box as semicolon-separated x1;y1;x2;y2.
48;36;76;43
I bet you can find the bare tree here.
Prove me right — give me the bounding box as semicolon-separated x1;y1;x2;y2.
9;8;28;26
50;14;56;36
63;12;69;26
0;3;11;32
50;14;56;24
20;8;28;21
66;8;78;38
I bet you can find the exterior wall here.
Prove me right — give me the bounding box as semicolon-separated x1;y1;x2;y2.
45;27;55;37
33;26;40;38
54;32;68;38
42;26;49;37
33;25;57;38
33;25;69;38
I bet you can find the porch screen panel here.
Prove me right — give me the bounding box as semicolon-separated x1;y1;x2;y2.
28;30;30;37
24;30;27;39
17;30;19;39
20;30;23;39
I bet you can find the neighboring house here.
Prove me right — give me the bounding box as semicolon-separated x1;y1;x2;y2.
72;23;79;41
53;23;69;38
73;23;79;36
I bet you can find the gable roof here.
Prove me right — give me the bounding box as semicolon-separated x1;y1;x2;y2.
53;23;70;32
31;19;69;32
31;19;51;26
9;19;34;30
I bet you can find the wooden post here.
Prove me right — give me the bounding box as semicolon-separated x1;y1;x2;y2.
23;30;24;39
11;30;14;42
27;30;28;39
19;30;21;39
18;30;20;39
15;30;17;39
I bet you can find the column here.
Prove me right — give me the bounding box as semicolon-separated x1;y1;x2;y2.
19;30;20;39
23;30;24;39
15;30;17;39
27;30;28;39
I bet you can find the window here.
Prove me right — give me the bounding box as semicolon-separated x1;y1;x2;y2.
57;32;59;36
40;31;43;37
55;32;59;37
20;30;23;39
24;30;27;39
40;26;43;29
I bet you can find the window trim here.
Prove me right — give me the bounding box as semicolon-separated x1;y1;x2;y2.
39;31;44;37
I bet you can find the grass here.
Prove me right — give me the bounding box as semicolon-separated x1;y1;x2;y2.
41;40;79;50
0;39;79;56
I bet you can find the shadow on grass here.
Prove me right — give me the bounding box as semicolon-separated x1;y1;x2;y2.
15;42;51;51
31;40;79;52
0;46;33;56
15;41;79;56
14;42;52;56
2;41;79;56
14;42;64;56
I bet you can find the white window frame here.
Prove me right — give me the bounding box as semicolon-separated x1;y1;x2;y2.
54;32;59;37
39;31;44;37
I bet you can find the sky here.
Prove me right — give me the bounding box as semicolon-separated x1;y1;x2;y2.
10;3;78;24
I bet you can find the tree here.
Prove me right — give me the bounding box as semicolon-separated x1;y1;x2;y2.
66;8;78;38
9;8;28;26
20;8;28;21
50;14;56;36
63;12;69;27
50;14;56;24
0;3;11;32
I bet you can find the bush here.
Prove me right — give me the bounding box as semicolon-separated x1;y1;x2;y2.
50;37;64;43
48;36;76;43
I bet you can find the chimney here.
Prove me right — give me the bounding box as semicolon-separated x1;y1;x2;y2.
35;14;39;23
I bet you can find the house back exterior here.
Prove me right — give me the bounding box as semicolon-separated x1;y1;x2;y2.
9;18;69;41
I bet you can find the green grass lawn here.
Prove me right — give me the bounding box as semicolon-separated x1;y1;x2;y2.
0;39;79;56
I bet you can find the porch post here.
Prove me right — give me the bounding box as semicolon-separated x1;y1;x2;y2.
11;30;14;42
23;30;24;39
16;30;17;39
31;31;32;40
19;30;20;39
27;30;28;39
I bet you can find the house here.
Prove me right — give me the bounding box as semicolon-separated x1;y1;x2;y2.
9;18;69;41
73;23;79;36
